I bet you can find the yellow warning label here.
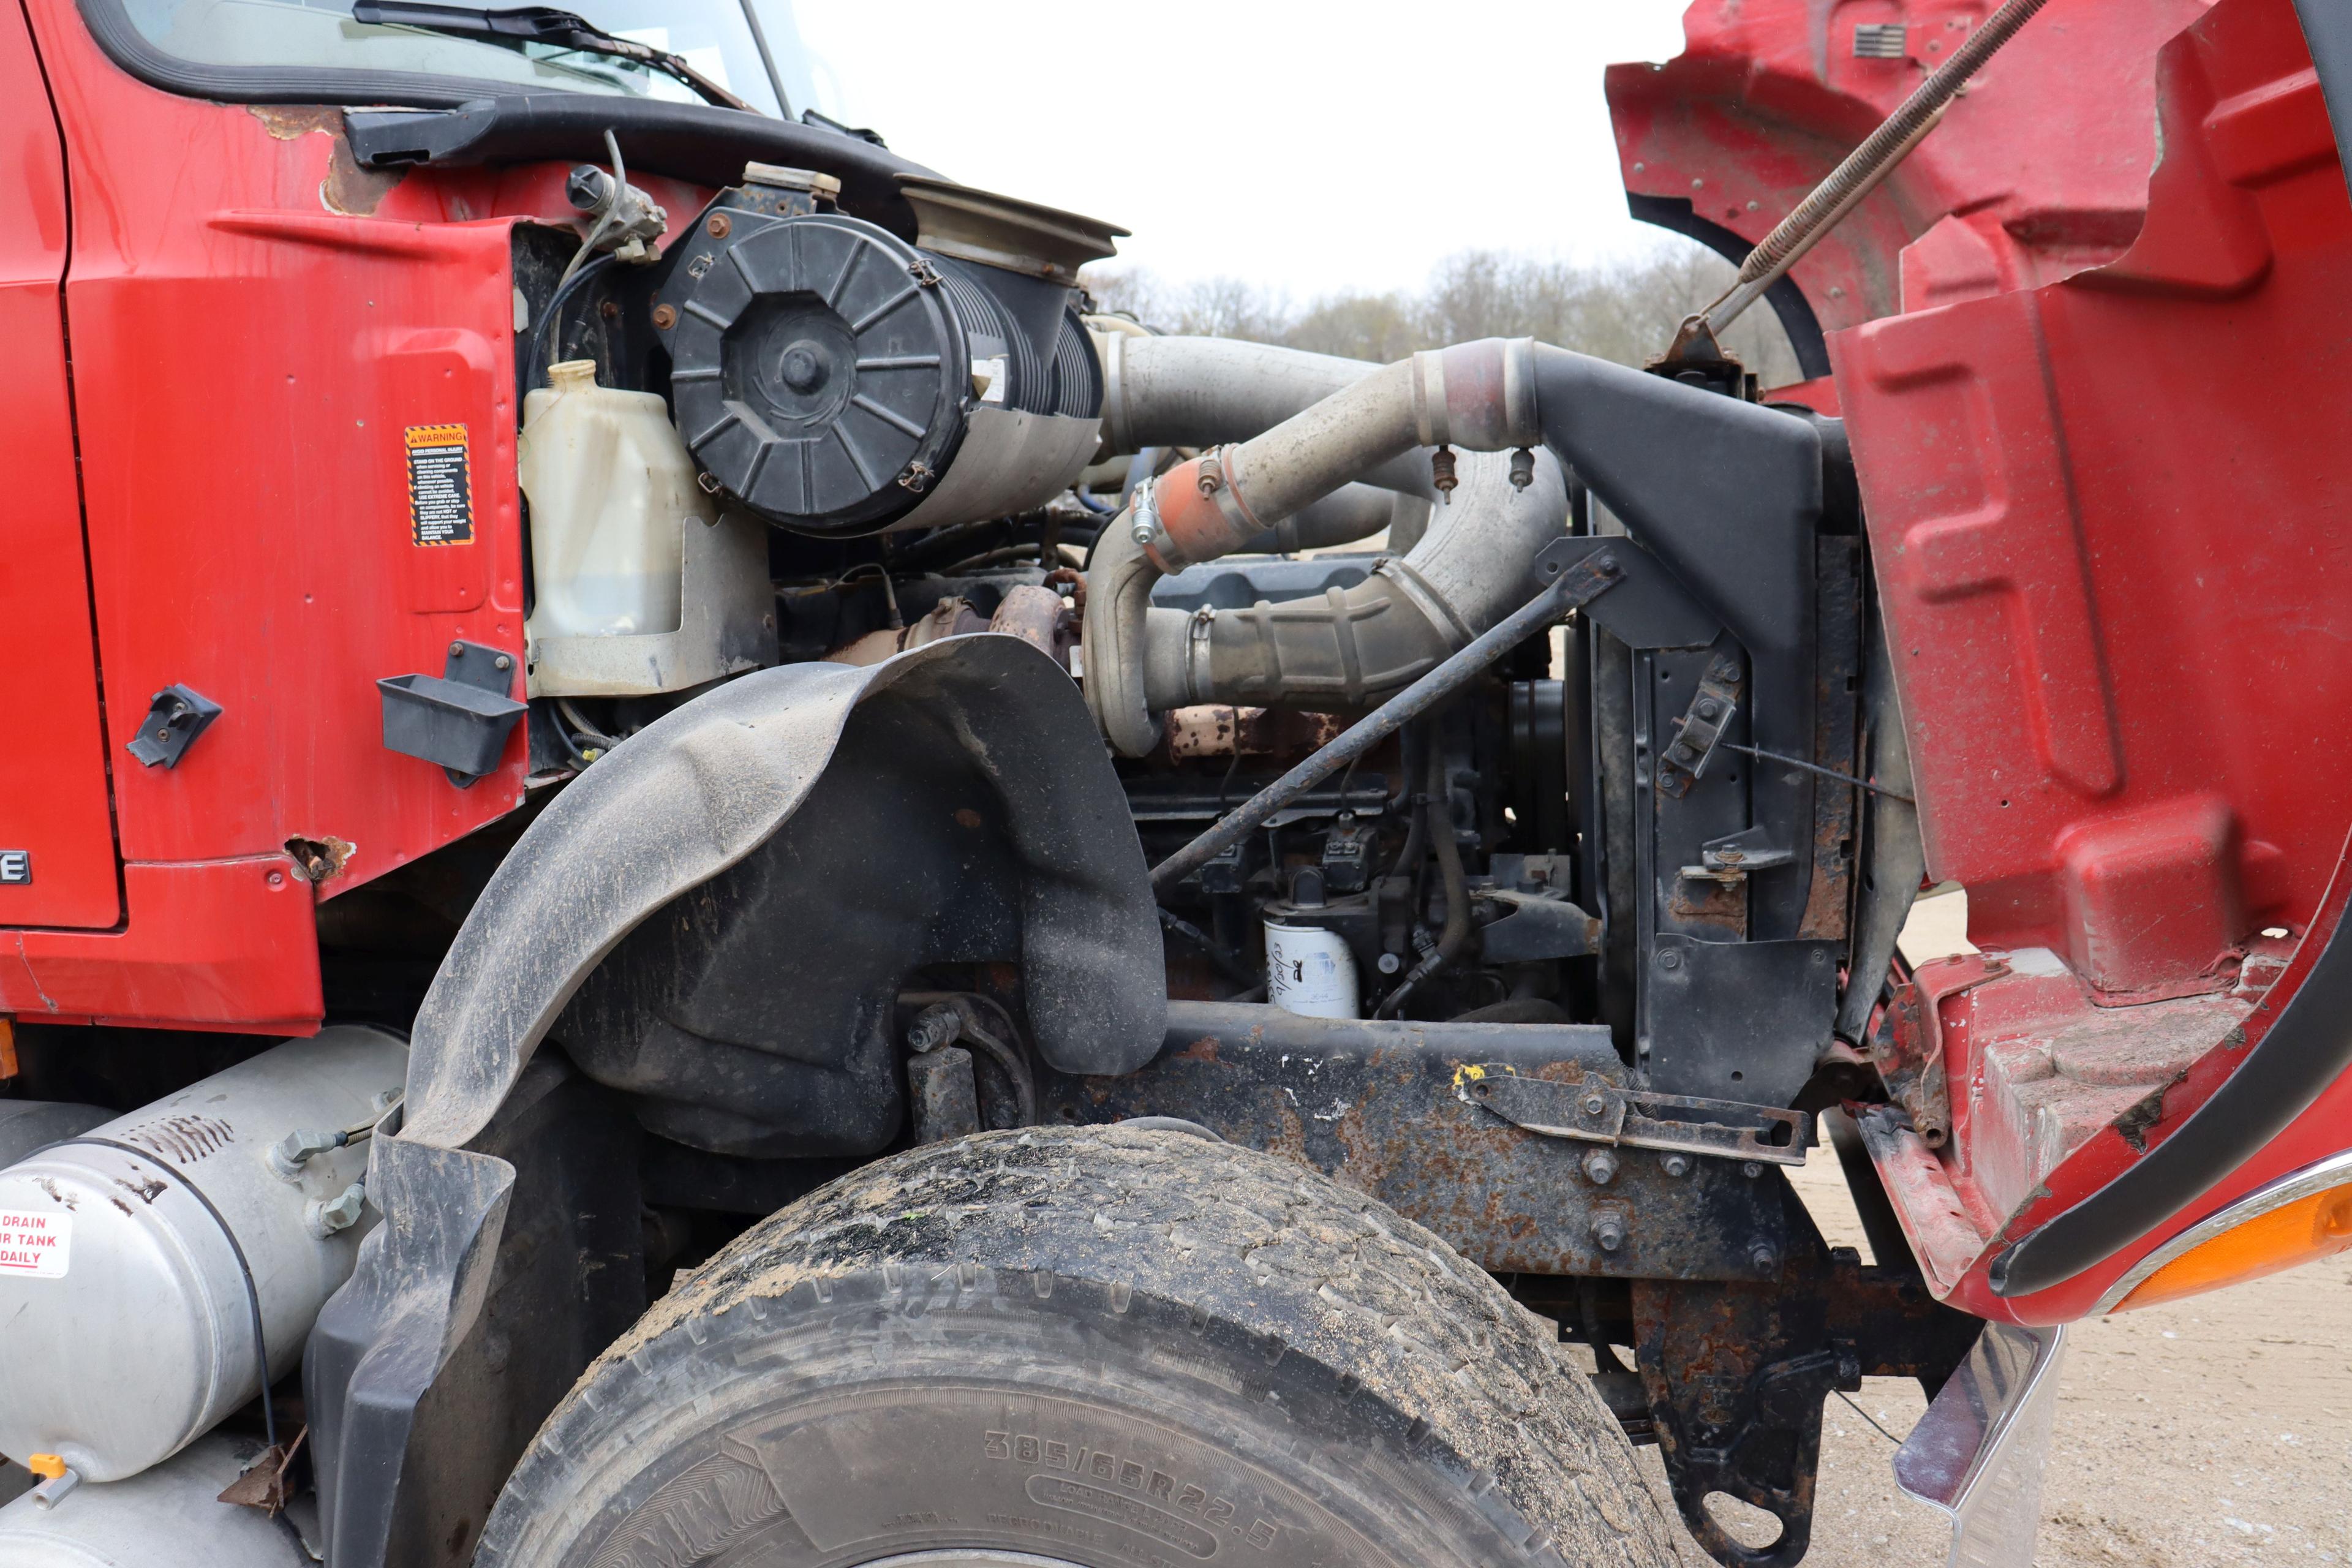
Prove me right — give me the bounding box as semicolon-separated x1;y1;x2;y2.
405;424;473;546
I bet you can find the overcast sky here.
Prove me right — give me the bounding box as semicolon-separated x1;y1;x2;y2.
771;1;1700;303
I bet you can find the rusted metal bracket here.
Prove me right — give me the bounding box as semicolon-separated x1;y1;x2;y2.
1042;1003;1791;1281
1630;1193;1986;1568
1461;1065;1812;1167
1868;981;1953;1148
1657;652;1744;798
1680;824;1796;888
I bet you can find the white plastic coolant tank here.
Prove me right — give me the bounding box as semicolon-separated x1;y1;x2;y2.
1265;921;1360;1019
519;358;708;638
0;1028;408;1483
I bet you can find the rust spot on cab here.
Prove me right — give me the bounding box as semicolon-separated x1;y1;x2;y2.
245;107;405;216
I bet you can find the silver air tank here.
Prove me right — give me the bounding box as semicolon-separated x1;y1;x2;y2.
0;1435;298;1567
0;1028;408;1483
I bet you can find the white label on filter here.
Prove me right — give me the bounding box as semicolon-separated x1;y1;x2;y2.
0;1208;70;1278
1265;922;1360;1019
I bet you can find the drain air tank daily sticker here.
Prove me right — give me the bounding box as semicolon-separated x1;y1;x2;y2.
405;424;474;546
0;1208;70;1278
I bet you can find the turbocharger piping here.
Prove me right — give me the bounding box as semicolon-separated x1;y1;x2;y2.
1084;337;1559;756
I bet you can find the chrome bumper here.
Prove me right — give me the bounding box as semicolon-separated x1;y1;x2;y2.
1893;1322;2069;1568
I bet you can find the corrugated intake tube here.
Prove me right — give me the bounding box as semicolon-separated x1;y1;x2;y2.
1083;336;1565;756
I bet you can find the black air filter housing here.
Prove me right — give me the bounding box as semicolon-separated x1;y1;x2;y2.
652;179;1124;537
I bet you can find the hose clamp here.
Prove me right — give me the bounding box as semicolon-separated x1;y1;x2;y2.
1411;349;1451;448
1130;478;1167;550
1097;328;1132;453
1144;450;1264;571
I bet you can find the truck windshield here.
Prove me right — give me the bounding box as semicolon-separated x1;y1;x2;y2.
107;0;790;115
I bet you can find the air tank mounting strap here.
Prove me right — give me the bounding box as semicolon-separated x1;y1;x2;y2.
38;1137;279;1453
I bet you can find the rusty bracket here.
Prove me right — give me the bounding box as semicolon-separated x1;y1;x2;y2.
1680;824;1796;888
1657;652;1744;799
1867;981;1952;1148
1461;1066;1811;1167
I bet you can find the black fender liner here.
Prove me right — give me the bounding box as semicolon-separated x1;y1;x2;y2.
306;635;1162;1567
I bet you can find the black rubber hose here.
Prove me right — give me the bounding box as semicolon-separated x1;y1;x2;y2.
1389;726;1428;882
524;253;618;391
1428;748;1471;970
1377;746;1469;1019
1158;907;1257;989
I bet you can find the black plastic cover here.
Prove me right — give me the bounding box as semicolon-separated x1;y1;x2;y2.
123;683;222;769
377;639;526;785
661;212;969;533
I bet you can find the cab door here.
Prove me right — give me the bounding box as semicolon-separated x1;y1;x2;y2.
0;1;119;929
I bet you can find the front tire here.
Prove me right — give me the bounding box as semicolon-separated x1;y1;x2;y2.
475;1126;1679;1567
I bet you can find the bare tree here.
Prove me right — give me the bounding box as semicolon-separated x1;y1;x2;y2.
1082;239;1805;388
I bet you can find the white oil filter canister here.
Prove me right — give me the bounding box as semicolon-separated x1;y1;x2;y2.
0;1028;408;1483
1264;920;1360;1019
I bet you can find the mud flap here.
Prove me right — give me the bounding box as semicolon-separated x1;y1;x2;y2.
306;635;1164;1568
1893;1322;2069;1568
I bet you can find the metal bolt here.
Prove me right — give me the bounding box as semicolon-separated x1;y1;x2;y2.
1581;1093;1608;1117
1377;952;1402;974
1589;1213;1627;1253
1657;949;1683;971
1749;1243;1779;1276
306;1182;367;1239
1696;699;1719;719
450;641;465;656
707;212;733;238
1581;1148;1619;1185
906;1004;961;1055
651;303;678;330
493;654;512;671
1660;1153;1692;1178
1130;518;1158;546
1742;1161;1763;1179
1196;469;1221;494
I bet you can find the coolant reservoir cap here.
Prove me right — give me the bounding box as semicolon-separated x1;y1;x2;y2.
662;213;970;535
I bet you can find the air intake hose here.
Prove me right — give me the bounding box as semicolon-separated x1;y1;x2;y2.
1084;337;1561;756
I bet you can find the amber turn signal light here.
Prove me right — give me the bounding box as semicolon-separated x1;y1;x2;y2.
2102;1150;2352;1313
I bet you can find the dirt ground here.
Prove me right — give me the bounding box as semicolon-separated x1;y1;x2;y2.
1632;891;2352;1567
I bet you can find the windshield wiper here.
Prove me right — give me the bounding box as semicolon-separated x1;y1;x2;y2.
349;2;757;111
